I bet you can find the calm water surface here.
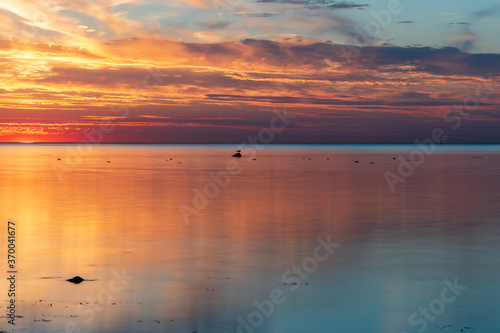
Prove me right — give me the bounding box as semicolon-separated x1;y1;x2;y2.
1;144;499;333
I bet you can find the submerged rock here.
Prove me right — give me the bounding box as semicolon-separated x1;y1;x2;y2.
67;276;84;284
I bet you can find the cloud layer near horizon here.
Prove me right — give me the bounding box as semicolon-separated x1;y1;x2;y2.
1;37;499;142
0;0;499;142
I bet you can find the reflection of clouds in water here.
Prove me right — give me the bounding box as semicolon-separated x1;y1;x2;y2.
3;145;500;332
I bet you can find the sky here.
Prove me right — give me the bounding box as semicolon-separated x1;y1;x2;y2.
0;0;499;143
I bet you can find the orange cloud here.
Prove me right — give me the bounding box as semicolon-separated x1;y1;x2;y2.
0;36;499;143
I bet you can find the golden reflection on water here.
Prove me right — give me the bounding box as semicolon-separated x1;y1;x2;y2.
1;144;500;333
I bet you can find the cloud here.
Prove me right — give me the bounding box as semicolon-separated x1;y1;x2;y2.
1;37;499;143
308;2;369;10
471;5;500;19
193;31;230;42
199;20;232;30
445;23;478;52
445;33;478;42
204;93;489;107
235;12;276;17
0;0;164;44
255;0;369;10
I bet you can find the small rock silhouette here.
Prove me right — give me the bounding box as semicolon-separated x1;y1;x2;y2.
67;276;84;284
232;152;242;158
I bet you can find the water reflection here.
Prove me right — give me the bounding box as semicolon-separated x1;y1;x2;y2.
0;144;499;333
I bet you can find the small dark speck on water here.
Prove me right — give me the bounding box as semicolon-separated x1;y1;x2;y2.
67;276;84;284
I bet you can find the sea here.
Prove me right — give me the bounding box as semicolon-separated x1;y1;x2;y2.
0;144;499;333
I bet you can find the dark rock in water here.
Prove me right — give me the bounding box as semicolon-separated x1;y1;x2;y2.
67;276;84;284
354;161;359;163
393;157;396;160
232;152;242;158
369;162;375;164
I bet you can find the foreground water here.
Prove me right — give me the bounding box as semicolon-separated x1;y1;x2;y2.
0;144;499;333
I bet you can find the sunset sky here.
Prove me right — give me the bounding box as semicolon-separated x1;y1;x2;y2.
1;0;499;143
